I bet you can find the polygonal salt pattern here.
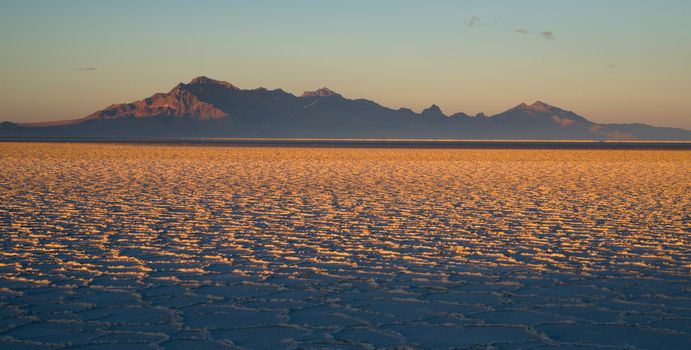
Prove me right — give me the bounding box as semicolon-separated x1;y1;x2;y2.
0;143;689;349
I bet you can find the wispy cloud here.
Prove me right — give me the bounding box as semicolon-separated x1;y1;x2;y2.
512;28;555;41
541;31;555;40
465;16;491;29
76;67;96;71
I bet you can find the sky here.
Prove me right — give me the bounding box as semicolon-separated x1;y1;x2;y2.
1;0;690;128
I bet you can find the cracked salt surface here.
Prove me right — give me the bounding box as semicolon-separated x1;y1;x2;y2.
0;143;689;349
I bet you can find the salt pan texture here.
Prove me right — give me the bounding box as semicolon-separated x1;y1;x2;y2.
0;143;689;349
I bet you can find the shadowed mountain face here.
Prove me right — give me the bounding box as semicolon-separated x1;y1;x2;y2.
2;76;689;140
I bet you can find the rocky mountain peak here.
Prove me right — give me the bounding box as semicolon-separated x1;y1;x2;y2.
187;76;238;90
421;104;446;117
512;101;558;113
301;87;341;98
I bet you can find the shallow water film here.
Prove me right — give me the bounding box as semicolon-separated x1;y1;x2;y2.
1;143;690;349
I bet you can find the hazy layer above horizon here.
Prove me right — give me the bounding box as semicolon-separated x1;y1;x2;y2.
0;0;690;128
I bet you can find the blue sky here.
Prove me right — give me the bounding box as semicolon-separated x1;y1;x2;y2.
1;0;690;127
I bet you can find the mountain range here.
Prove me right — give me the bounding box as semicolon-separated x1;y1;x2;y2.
1;76;689;140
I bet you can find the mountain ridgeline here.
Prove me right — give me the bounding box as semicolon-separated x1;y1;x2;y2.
2;76;689;140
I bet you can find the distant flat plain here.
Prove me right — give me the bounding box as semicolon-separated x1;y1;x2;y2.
0;142;689;349
1;137;690;149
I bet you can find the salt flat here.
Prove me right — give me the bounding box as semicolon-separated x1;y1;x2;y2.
0;143;689;349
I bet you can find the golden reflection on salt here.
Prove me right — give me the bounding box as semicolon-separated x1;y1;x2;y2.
0;143;689;286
